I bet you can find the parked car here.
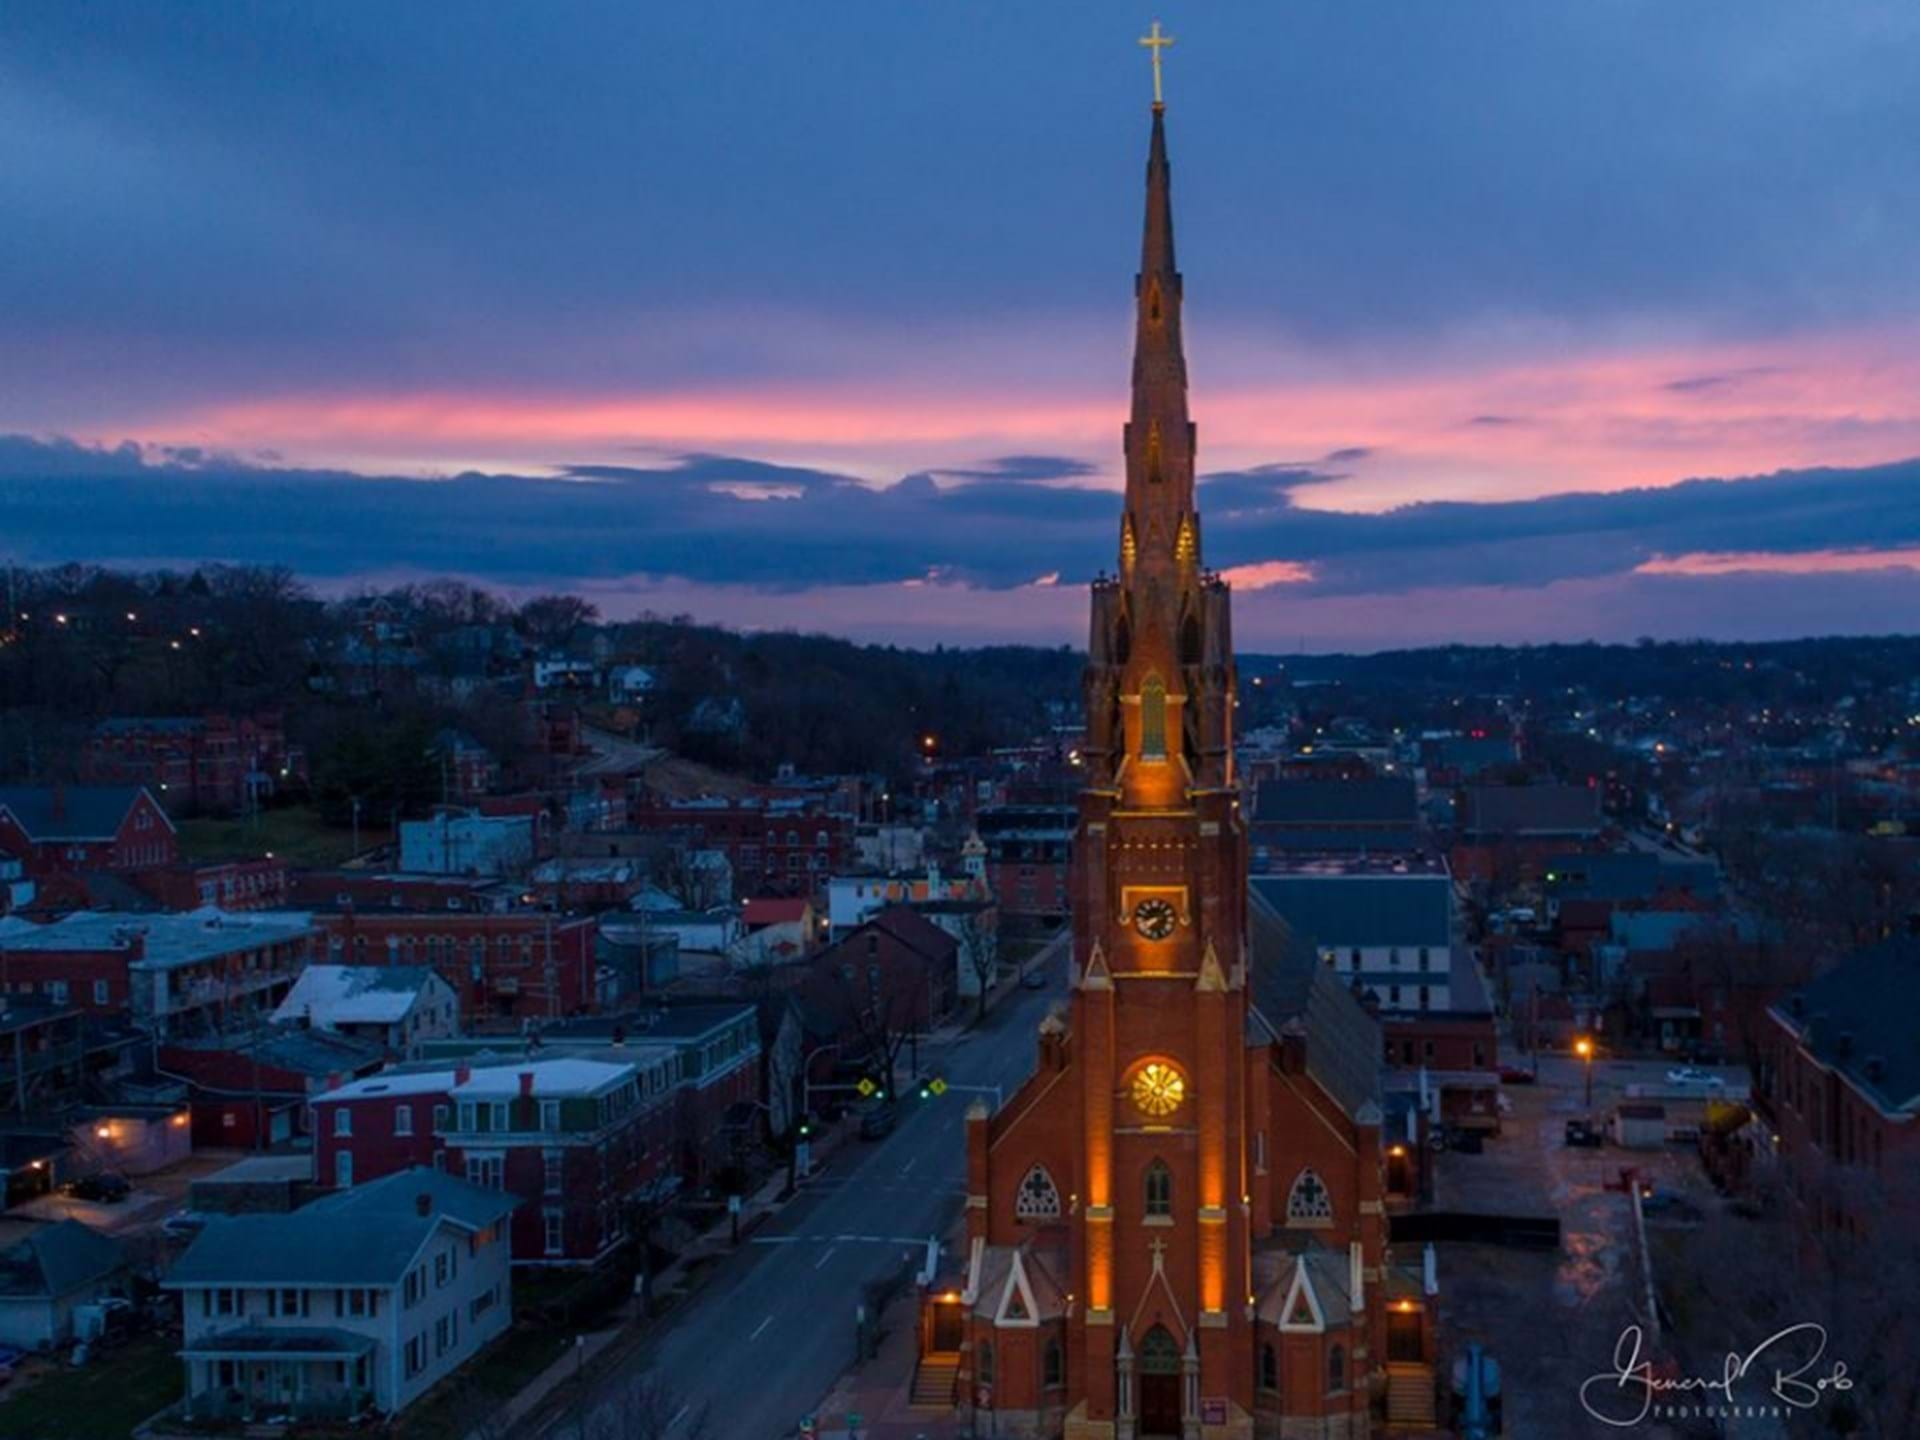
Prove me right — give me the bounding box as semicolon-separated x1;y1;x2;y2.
1021;968;1048;990
1564;1118;1605;1148
858;1102;897;1141
1497;1065;1536;1084
67;1172;131;1204
0;1345;23;1385
1665;1066;1726;1090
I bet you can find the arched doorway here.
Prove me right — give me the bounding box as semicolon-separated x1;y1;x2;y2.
1137;1325;1182;1437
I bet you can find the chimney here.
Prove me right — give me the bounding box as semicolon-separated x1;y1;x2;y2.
519;1070;535;1098
1865;1055;1886;1082
415;1192;432;1217
1837;1030;1854;1059
454;1065;472;1087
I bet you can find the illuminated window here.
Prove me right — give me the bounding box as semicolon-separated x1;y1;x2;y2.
1140;675;1168;760
1130;1061;1185;1118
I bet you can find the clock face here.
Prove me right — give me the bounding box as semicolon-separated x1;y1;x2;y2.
1130;1061;1185;1117
1133;897;1179;940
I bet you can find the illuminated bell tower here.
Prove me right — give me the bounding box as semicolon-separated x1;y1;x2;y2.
1069;83;1251;1439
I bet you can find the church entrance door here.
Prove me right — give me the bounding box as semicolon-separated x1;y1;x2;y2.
1137;1325;1182;1437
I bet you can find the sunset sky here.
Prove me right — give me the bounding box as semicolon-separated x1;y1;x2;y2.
6;2;1920;649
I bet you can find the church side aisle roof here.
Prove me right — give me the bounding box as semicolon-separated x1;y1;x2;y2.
1247;886;1383;1119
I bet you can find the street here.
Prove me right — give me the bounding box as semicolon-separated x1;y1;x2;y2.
591;954;1069;1438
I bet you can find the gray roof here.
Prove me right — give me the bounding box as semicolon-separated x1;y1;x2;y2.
1776;940;1920;1114
0;785;164;842
172;1026;385;1079
1463;784;1601;837
1247;887;1382;1119
1251;872;1450;949
0;909;317;972
1253;779;1417;828
1255;828;1425;855
0;1220;126;1298
164;1167;516;1289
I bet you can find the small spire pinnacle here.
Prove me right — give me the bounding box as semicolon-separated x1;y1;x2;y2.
1138;20;1174;109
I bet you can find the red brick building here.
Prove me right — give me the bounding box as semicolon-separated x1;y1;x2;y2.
923;105;1433;1440
1758;940;1920;1244
802;907;959;1077
82;713;306;816
130;857;291;912
313;1054;677;1265
314;912;598;1021
975;805;1075;920
160;1028;386;1148
630;795;852;898
0;785;176;879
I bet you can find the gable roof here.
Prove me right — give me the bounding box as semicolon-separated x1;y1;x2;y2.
0;785;169;842
164;1167;515;1289
873;904;958;953
272;965;446;1027
743;897;811;927
0;1220;126;1298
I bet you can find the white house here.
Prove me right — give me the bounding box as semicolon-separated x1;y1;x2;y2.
1250;856;1457;1013
271;966;460;1059
164;1167;515;1420
606;664;655;704
398;811;534;878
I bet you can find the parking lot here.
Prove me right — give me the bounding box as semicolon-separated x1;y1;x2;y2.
1431;1048;1733;1438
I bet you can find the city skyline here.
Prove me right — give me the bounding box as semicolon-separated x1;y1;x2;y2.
7;4;1920;648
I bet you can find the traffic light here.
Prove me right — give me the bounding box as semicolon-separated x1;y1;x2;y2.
798;1115;813;1138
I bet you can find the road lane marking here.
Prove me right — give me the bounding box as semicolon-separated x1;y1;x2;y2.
815;1246;837;1269
668;1403;691;1430
749;1314;774;1340
900;1156;917;1175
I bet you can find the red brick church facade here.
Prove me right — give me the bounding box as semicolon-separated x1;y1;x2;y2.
923;99;1436;1440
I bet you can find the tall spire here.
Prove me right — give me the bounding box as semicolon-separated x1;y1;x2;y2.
1124;100;1194;569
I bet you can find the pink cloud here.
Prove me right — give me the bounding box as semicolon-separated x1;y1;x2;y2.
62;322;1920;518
1637;547;1920;577
1218;559;1314;590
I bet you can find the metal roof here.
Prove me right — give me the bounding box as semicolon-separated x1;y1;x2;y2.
1251;872;1451;950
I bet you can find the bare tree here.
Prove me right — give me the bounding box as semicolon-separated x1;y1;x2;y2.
568;1371;711;1440
957;906;999;1027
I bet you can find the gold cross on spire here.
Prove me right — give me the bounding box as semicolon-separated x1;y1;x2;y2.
1139;20;1175;107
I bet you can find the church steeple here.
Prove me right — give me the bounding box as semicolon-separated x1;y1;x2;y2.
1083;95;1234;806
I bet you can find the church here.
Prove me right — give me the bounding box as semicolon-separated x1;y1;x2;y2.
918;58;1439;1440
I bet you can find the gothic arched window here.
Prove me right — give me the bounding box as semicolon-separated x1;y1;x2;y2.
1015;1165;1062;1222
1328;1343;1346;1392
1144;1159;1173;1218
1286;1168;1333;1226
1260;1342;1279;1391
1141;675;1168;760
1043;1336;1064;1388
977;1340;995;1388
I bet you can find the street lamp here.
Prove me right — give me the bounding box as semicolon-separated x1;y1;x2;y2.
1575;1036;1594;1110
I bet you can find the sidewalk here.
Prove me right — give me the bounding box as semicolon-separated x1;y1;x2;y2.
810;1281;966;1440
481;1117;860;1438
